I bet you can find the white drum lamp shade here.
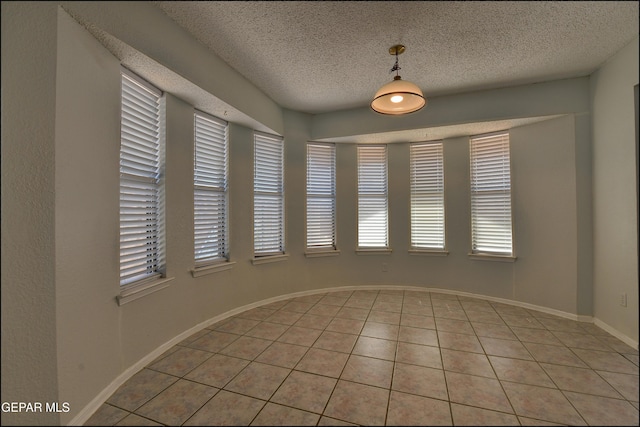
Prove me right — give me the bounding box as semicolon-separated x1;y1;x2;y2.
371;75;426;115
371;44;426;115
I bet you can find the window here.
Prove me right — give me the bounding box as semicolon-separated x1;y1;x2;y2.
306;142;337;252
194;111;229;267
357;145;388;248
253;132;285;257
470;132;513;256
119;69;165;287
410;141;445;250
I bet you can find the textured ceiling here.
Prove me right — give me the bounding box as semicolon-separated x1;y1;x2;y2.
154;1;638;115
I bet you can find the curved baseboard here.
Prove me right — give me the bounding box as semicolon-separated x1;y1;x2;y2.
69;283;638;426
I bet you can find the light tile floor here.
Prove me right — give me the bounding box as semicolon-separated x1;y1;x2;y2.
85;289;639;426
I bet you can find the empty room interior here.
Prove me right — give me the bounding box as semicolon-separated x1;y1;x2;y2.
2;1;639;426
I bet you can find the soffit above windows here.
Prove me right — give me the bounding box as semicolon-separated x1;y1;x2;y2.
313;115;564;144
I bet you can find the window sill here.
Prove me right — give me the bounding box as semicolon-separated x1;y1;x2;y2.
305;249;341;258
468;253;517;263
409;249;449;257
191;261;236;278
117;276;174;306
356;248;392;255
251;253;289;265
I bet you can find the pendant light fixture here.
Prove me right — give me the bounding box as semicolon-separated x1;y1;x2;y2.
371;44;426;115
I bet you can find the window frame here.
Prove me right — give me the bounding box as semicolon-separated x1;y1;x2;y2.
409;140;447;253
118;68;173;304
192;110;233;275
469;131;516;261
252;131;287;263
305;142;338;256
356;144;390;252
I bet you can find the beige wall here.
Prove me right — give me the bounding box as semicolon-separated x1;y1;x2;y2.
54;9;122;427
1;2;60;426
58;1;283;136
1;2;636;426
591;36;640;344
511;116;579;312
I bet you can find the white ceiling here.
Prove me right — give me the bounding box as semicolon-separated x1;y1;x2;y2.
153;1;638;115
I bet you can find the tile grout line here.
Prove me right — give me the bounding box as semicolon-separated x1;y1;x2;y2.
89;288;638;426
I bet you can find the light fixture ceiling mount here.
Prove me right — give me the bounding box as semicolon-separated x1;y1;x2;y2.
388;44;406;56
370;44;426;115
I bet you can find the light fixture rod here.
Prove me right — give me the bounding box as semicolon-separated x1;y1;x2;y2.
389;45;405;76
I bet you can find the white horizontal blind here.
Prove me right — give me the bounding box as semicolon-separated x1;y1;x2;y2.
119;70;164;286
194;112;228;266
470;132;513;255
254;133;285;256
358;145;388;248
410;141;445;249
306;143;336;250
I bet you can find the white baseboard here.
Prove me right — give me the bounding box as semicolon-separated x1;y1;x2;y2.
593;318;639;351
69;283;638;425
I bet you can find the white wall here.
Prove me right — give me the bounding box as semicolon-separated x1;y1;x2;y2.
1;2;636;426
590;36;639;343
